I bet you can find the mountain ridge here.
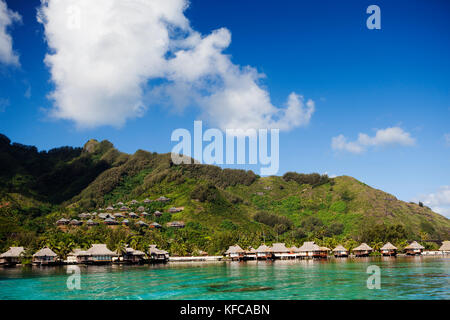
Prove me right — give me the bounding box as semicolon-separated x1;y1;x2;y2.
0;134;448;255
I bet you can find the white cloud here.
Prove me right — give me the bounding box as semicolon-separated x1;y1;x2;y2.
38;0;315;130
414;186;450;218
445;133;450;147
332;127;415;154
0;0;21;66
0;97;9;112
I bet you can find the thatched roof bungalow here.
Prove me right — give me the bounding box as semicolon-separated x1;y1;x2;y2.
33;247;58;265
150;222;162;229
86;219;98;226
156;196;170;202
104;218;118;225
154;211;162;217
380;242;398;256
136;221;149;228
352;243;373;257
0;247;24;265
255;244;274;259
224;245;245;260
56;218;70;226
81;244;117;264
148;245;169;262
439;241;450;254
122;219;129;226
299;241;321;258
404;241;425;255
70;219;83;226
128;212;139;218
167;221;185;228
121;247;146;264
332;245;349;257
137;206;145;212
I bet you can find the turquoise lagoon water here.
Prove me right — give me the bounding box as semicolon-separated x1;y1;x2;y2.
0;256;448;300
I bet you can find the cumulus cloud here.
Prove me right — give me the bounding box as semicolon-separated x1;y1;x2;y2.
414;186;450;218
37;0;315;129
332;127;415;154
0;0;21;66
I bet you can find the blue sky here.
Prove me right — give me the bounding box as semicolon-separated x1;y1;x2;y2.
0;0;449;216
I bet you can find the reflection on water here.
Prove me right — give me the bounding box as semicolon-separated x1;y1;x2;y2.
0;256;448;300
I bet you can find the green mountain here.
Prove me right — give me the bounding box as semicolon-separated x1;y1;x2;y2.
0;134;448;256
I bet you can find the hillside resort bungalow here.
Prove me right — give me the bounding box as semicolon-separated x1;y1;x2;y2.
225;245;246;261
56;218;70;226
404;241;425;255
352;243;373;257
439;241;450;254
332;245;349;257
380;242;398;256
33;247;58;266
0;247;25;266
255;244;274;260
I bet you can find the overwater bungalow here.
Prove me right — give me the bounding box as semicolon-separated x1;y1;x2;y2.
245;247;257;260
439;241;450;254
86;219;98;226
154;211;162;217
299;241;321;258
104;218;119;225
150;222;162;229
255;244;274;260
271;243;292;259
56;218;70;226
0;247;24;266
332;245;349;257
289;246;301;257
33;247;58;266
121;247;146;264
167;221;185;228
81;244;117;265
352;243;373;257
224;245;245;261
66;249;88;264
148;245;169;262
404;241;424;255
69;219;83;226
380;242;398;256
318;247;331;258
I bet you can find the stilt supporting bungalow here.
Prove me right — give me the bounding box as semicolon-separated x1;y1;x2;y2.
0;247;25;266
332;245;349;257
224;245;245;261
33;247;58;266
439;241;450;255
255;244;274;260
380;242;398;256
299;242;322;259
352;243;373;257
271;243;293;260
404;241;424;255
78;244;117;265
